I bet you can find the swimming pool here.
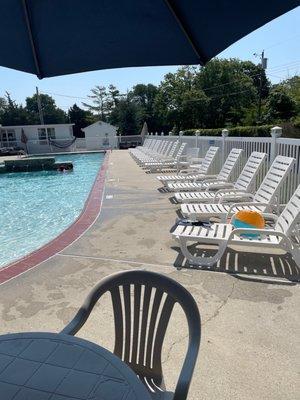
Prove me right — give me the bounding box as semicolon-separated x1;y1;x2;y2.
0;152;105;268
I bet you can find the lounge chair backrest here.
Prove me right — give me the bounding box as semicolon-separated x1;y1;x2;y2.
159;140;168;154
200;146;219;174
254;155;294;204
276;184;300;236
234;152;267;191
167;140;179;157
217;148;243;181
163;140;173;156
175;143;187;160
156;140;166;154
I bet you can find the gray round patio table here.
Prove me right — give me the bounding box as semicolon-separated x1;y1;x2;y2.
0;332;152;400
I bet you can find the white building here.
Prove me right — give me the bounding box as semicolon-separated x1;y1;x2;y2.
0;124;75;154
82;121;118;150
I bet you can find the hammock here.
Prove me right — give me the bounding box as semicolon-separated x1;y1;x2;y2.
49;137;76;148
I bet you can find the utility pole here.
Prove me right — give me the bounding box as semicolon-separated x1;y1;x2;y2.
36;86;44;125
254;50;268;124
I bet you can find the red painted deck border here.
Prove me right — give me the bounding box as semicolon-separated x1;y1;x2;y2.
0;152;110;285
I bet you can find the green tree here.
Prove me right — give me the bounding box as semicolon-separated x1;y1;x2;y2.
0;92;29;125
240;60;270;98
109;98;139;135
25;93;67;124
82;86;108;120
68;103;95;137
129;83;160;131
264;87;297;121
154;67;208;131
194;59;257;127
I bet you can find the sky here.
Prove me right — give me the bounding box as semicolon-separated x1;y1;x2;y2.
0;6;299;113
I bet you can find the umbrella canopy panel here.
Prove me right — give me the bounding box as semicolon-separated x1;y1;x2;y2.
0;0;299;78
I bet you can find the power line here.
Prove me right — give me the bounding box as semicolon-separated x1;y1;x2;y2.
38;60;300;105
264;33;300;50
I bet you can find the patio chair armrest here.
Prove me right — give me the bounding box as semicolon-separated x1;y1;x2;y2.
228;228;292;248
202;175;218;183
261;213;278;223
190;157;204;163
225;201;271;219
205;182;234;191
195;174;217;182
218;192;254;204
61;283;107;335
179;168;202;174
213;188;245;197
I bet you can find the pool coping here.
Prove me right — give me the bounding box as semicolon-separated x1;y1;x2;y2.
0;151;110;285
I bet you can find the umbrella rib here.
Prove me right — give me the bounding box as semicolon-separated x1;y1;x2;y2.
21;0;42;79
163;0;206;65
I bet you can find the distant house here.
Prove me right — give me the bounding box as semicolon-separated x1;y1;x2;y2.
0;123;75;154
82;121;118;150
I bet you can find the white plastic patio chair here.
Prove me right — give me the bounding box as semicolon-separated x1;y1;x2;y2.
140;140;179;166
174;151;267;203
181;155;295;222
156;146;220;185
143;143;187;171
167;148;243;192
172;183;300;267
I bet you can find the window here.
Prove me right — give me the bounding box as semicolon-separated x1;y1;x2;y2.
47;128;56;139
1;129;16;147
103;133;109;146
38;127;56;144
38;128;47;145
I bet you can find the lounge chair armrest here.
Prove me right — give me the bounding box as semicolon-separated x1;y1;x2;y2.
194;174;217;182
190;157;204;163
214;188;245;197
218;192;254;204
179;168;202;174
225;201;271;219
261;213;279;223
205;182;234;191
228;228;292;249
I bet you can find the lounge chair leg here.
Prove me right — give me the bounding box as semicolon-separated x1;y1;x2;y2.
179;238;227;267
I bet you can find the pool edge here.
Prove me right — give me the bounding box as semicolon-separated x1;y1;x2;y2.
0;151;110;285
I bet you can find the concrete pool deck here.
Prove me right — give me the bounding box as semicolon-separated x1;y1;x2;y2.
0;150;299;400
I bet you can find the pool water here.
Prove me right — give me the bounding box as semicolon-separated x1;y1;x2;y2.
0;153;105;268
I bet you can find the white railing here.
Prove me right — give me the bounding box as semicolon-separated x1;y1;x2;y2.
146;127;300;204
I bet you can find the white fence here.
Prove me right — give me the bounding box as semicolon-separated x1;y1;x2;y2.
146;127;300;204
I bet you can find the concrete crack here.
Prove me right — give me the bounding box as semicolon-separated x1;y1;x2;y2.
162;333;189;365
203;281;236;326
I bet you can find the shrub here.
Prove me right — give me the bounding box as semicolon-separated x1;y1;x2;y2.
182;125;273;137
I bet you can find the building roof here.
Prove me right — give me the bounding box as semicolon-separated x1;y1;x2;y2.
1;124;74;129
82;121;117;132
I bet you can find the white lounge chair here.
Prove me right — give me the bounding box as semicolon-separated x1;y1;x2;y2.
137;140;177;166
172;183;300;267
156;146;220;185
180;155;295;222
143;143;187;171
174;151;267;203
167;148;243;192
133;140;173;165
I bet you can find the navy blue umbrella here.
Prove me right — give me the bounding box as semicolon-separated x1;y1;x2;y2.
1;0;299;78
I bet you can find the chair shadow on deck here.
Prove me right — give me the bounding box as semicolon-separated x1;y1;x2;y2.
172;243;300;284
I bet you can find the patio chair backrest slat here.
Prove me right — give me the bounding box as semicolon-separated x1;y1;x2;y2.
235;152;267;191
254;155;294;204
276;184;300;235
217;148;243;181
175;143;187;160
201;146;219;174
